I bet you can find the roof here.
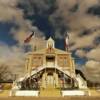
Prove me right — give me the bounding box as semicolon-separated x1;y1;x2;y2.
48;37;54;42
27;47;71;55
26;36;72;56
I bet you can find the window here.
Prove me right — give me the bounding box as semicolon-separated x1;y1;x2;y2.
64;59;67;65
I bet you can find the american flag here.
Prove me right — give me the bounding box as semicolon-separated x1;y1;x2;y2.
24;31;35;43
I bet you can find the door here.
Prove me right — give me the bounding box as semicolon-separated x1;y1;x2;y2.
46;56;55;67
47;75;54;86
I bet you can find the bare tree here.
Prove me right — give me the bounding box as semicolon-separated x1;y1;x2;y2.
0;64;12;81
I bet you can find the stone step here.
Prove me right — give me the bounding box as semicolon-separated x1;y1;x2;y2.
39;86;61;97
40;90;61;97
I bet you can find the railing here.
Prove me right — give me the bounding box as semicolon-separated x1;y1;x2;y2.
55;66;75;78
16;65;76;83
16;66;46;82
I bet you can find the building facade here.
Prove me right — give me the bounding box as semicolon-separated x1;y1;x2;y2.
12;37;87;96
26;37;75;75
23;37;77;89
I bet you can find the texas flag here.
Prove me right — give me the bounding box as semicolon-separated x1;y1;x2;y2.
24;31;35;43
65;33;69;51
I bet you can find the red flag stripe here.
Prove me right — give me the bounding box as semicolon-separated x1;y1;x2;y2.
24;32;34;43
65;34;69;51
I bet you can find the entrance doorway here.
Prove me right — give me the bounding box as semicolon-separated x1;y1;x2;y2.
47;75;54;85
46;56;55;67
47;72;54;86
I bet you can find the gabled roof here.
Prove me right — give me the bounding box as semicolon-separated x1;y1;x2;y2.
54;48;71;54
27;47;71;55
26;36;71;55
48;37;54;42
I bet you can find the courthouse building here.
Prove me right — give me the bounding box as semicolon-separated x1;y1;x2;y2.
12;37;87;96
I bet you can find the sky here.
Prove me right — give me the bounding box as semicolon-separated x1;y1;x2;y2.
0;0;100;82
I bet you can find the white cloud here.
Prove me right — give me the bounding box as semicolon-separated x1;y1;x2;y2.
0;42;25;79
0;0;45;45
83;60;100;82
86;46;100;61
75;49;87;58
0;34;46;80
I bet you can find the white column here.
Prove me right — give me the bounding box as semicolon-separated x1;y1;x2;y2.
25;58;29;73
28;55;33;74
55;54;57;67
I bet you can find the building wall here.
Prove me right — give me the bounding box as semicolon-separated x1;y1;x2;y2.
57;54;71;68
32;54;44;69
26;52;75;75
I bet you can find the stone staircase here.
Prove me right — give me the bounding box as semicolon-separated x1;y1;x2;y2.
39;85;61;97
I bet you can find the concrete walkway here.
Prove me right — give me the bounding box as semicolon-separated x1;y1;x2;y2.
39;85;61;97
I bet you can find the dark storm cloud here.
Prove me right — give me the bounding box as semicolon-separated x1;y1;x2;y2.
88;5;100;16
51;0;100;37
0;0;100;40
18;0;56;16
16;0;100;38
